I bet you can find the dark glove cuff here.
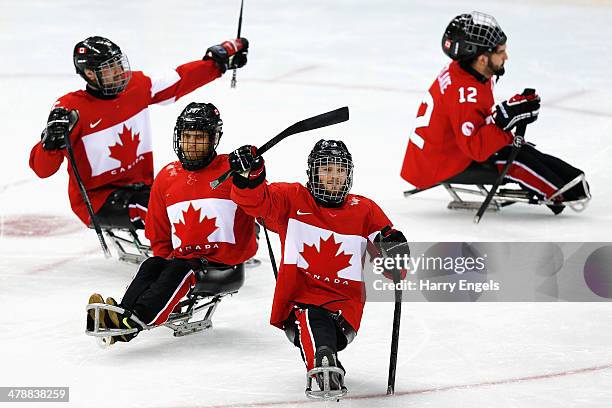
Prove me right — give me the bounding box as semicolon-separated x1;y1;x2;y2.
232;167;266;189
247;167;266;188
232;172;250;189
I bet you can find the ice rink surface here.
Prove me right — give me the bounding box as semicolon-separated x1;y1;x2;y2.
1;0;611;407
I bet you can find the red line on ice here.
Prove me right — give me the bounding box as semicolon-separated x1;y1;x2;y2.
177;362;612;408
27;248;101;274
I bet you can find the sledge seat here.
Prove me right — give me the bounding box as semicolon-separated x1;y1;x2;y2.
192;263;245;297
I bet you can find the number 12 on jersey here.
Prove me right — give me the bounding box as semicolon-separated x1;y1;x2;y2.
459;87;477;103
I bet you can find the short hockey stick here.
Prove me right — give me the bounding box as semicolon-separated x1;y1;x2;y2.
210;106;349;189
64;110;111;258
387;284;402;395
383;227;403;395
474;88;534;224
230;0;244;89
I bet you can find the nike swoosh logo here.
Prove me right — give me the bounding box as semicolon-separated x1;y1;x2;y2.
90;119;102;128
296;210;312;215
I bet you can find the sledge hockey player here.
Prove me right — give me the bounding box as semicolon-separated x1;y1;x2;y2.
228;140;410;399
400;11;590;214
29;35;249;230
87;103;257;344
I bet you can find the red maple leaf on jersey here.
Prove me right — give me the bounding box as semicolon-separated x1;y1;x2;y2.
300;234;352;278
108;125;140;168
173;203;218;244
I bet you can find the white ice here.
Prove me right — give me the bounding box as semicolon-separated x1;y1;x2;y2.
1;0;611;407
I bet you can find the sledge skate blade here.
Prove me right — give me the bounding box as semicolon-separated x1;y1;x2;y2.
305;386;347;401
171;319;213;337
447;200;499;212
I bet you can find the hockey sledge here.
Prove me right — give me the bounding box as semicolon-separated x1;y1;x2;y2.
86;263;245;344
404;162;591;214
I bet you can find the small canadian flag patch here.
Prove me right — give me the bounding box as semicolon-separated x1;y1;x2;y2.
444;39;452;49
78;47;86;54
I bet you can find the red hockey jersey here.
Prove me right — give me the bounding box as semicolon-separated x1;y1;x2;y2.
145;155;257;264
29;60;222;225
231;182;391;332
400;60;513;188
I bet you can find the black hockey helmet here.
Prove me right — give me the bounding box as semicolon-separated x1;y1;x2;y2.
73;36;132;96
174;102;223;171
307;139;354;207
442;12;507;61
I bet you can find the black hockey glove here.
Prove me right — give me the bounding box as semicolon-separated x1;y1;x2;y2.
374;226;410;282
204;38;249;74
41;107;72;151
374;226;410;259
493;89;540;132
229;145;265;189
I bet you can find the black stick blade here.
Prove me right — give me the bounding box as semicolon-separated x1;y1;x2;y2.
210;106;350;189
258;106;349;155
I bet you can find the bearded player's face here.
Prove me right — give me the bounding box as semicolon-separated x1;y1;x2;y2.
487;43;508;75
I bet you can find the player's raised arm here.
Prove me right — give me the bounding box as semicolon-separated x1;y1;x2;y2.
148;38;249;105
228;145;292;226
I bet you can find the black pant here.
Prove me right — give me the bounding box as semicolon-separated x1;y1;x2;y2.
95;184;151;230
493;144;586;200
284;305;355;371
120;257;197;326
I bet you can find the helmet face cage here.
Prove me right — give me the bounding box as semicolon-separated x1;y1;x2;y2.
443;11;506;61
94;53;132;95
173;104;223;171
308;155;354;206
462;12;506;51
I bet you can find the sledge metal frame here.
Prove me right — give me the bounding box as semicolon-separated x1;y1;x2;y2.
305;366;348;401
103;228;152;264
404;173;590;213
85;290;237;342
